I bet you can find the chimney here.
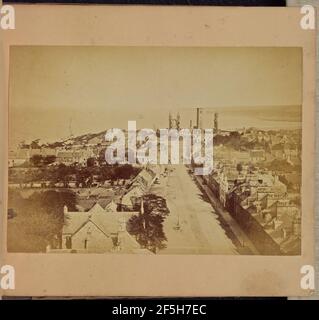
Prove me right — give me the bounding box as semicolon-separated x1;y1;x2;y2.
63;205;68;214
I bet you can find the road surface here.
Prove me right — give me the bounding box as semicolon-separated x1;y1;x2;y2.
151;165;238;255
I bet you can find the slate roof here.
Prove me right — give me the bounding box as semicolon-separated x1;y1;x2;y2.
63;210;137;236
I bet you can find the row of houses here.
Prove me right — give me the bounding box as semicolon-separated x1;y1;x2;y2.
8;146;97;167
242;129;301;163
214;143;300;166
120;166;159;210
203;162;301;255
242;129;301;146
10;129;138;168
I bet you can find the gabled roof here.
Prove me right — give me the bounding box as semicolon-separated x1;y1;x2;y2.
105;200;117;212
88;202;105;213
63;211;137;236
77;198;113;211
63;212;90;234
121;186;144;206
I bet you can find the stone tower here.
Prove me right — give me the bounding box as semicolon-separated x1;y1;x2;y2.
196;107;204;129
214;113;219;133
169;112;181;129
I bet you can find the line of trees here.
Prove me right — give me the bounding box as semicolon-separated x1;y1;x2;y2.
30;155;57;167
9;163;141;187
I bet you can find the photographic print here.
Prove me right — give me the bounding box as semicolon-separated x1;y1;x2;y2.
7;46;302;256
0;5;315;297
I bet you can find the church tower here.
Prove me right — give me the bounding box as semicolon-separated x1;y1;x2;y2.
214;113;219;133
169;112;181;130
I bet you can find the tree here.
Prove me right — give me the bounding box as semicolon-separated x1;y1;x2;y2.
43;155;56;166
7;190;76;252
30;155;56;167
127;194;169;253
87;157;96;167
76;169;91;188
30;155;43;167
127;213;167;254
143;194;170;217
115;164;140;180
53;164;75;187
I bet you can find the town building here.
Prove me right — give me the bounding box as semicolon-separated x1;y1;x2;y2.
8;149;30;167
200;159;301;255
60;203;141;253
121;167;158;210
56;149;94;165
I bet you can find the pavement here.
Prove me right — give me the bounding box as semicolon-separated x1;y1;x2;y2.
193;174;259;255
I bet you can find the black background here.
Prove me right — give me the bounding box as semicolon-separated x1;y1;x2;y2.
3;0;286;6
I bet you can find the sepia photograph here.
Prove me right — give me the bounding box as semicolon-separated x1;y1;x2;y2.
0;4;316;298
7;46;302;256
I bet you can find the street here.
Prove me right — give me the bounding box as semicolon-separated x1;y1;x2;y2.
151;165;238;255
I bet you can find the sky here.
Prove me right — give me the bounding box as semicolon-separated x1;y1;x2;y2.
9;46;302;146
